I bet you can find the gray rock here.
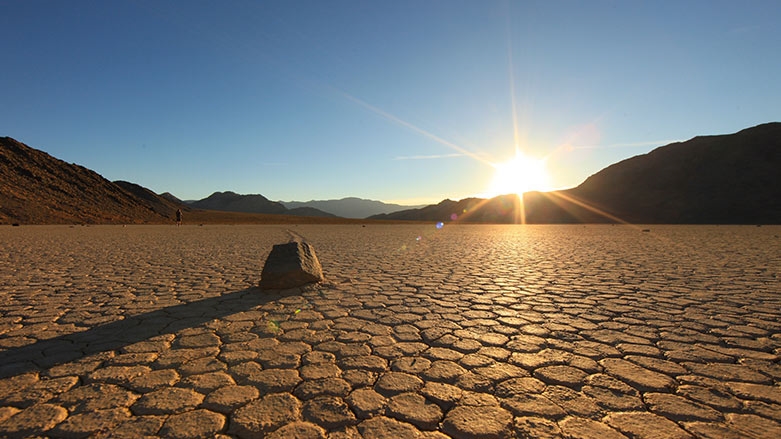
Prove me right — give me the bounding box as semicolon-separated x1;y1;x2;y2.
260;242;324;289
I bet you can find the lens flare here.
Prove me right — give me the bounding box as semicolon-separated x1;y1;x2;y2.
488;151;552;196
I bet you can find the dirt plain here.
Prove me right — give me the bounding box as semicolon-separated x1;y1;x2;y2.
0;224;779;438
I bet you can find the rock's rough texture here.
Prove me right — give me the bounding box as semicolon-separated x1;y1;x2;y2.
260;242;324;289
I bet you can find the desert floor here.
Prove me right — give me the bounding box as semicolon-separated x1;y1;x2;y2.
0;224;779;438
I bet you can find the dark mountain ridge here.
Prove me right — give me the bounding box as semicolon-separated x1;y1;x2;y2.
113;180;187;219
189;191;287;214
570;122;781;223
188;191;336;218
160;192;185;205
3;122;778;224
372;123;781;224
281;197;427;218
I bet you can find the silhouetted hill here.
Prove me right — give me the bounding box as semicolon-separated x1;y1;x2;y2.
367;192;602;223
189;191;335;217
160;192;185;205
370;198;476;221
371;123;781;224
189;191;286;214
0;137;167;224
114;181;188;219
286;207;338;218
282;197;426;218
569;122;781;223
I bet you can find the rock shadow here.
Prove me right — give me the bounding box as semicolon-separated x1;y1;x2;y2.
0;286;292;378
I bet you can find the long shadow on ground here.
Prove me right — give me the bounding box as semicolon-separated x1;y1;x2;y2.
0;287;292;378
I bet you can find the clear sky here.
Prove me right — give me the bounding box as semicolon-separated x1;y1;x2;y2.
2;1;779;204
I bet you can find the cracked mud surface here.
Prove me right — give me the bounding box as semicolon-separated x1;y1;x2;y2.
1;224;779;438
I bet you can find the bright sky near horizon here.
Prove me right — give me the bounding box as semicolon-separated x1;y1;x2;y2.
2;1;779;204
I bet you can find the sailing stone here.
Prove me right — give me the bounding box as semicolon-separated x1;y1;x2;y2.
259;242;324;289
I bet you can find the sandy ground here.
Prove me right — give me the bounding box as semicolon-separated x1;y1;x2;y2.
0;224;779;438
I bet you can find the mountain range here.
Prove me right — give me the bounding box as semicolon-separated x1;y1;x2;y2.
188;191;338;217
0;138;416;224
281;198;427;219
1;122;779;224
370;122;781;224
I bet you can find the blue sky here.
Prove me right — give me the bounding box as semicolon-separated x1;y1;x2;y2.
2;1;779;204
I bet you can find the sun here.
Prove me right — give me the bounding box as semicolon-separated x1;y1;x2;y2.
488;151;552;196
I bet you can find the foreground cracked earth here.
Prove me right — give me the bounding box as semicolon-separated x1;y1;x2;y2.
0;224;779;438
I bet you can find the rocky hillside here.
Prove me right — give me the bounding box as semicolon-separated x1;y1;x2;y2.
0;137;170;224
0;138;341;224
371;123;781;224
113;180;187;219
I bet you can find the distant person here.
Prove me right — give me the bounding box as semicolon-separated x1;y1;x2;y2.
175;208;182;226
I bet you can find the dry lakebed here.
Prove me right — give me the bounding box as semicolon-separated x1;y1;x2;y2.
0;224;779;438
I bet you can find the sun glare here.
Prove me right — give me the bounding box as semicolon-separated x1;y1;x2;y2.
488;151;552;196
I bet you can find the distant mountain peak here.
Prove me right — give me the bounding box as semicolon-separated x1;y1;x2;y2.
189;191;335;217
281;197;428;219
160;192;184;204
